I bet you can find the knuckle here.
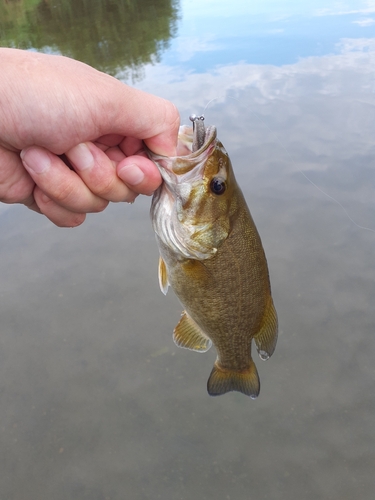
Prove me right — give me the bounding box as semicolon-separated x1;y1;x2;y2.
34;189;87;228
90;199;109;213
0;175;34;204
92;175;118;199
57;213;86;228
1;188;28;205
166;102;180;131
87;168;132;203
52;178;78;205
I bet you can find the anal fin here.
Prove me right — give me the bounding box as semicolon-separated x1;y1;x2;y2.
173;312;212;353
207;360;260;398
254;297;278;361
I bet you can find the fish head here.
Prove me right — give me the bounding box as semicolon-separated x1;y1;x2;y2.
149;123;240;260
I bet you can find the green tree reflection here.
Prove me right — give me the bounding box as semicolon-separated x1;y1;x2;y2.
0;0;179;78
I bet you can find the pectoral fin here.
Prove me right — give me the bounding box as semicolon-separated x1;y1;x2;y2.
158;257;169;295
173;312;212;352
207;359;260;398
254;297;278;360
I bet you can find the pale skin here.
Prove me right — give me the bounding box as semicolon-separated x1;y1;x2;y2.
0;48;180;227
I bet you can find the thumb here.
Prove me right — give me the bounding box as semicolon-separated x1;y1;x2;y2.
141;97;180;157
102;83;180;157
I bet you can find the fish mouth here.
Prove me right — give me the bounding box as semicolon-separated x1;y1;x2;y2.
146;121;217;181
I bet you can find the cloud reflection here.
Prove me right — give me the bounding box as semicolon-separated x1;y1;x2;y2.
314;1;375;16
134;37;375;105
132;37;375;236
353;17;375;25
174;35;219;61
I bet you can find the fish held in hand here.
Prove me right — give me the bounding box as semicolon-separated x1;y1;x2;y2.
148;115;278;398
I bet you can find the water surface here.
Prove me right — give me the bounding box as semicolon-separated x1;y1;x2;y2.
0;1;374;499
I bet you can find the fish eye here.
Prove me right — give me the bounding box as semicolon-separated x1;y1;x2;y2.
210;177;226;195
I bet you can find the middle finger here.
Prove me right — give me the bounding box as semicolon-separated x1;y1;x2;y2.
66;142;137;203
21;146;111;212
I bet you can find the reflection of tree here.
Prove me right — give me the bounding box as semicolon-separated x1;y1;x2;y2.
0;0;41;47
0;0;179;79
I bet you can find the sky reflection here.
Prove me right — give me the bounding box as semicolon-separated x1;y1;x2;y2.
134;36;375;112
161;0;375;69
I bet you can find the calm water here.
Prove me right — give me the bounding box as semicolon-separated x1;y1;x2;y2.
1;1;374;499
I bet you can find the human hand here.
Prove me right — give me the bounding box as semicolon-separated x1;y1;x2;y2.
0;48;179;227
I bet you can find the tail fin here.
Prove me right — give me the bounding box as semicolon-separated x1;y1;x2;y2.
207;360;260;398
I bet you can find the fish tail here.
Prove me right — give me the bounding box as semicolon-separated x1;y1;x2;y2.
207;360;260;398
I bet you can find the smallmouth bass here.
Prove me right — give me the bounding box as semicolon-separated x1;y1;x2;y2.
148;116;278;398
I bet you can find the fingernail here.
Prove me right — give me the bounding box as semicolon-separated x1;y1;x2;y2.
118;164;145;186
20;147;51;174
68;143;94;171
